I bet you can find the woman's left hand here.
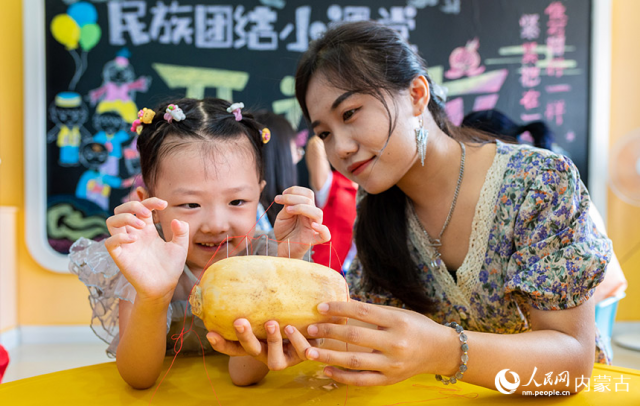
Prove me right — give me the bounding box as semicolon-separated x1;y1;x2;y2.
300;301;455;386
273;186;331;259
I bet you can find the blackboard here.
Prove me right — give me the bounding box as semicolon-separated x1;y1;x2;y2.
31;0;593;269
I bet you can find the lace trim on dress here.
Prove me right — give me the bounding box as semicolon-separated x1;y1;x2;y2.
407;142;513;328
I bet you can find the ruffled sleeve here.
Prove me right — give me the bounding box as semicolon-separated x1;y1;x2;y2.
504;154;612;310
68;237;172;357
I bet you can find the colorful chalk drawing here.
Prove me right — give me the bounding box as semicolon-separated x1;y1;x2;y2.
47;196;110;254
35;0;590;266
152;63;249;100
272;75;303;130
104;2;465;52
259;0;286;9
47;92;92;167
50;1;102;90
92;111;131;177
435;38;509;125
75;141;135;211
89;48;151;123
445;38;486;79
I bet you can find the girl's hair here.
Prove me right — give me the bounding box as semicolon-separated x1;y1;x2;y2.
254;111;298;225
295;21;494;314
136;98;265;191
462;109;554;151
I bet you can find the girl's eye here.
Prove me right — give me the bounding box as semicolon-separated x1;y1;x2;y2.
317;131;330;140
343;108;358;121
182;203;200;209
230;199;246;206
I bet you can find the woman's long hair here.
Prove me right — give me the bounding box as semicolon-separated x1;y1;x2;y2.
295;21;493;313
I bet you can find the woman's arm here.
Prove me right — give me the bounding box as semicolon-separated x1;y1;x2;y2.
440;298;595;394
301;298;596;394
116;295;172;389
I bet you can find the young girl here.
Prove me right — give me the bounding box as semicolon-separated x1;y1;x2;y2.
206;21;613;394
70;98;330;389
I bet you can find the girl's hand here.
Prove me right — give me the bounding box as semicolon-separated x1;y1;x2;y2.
302;301;452;386
105;198;189;301
206;319;320;371
273;186;331;259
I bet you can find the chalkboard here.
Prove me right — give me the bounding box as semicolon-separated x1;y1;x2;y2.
26;0;594;271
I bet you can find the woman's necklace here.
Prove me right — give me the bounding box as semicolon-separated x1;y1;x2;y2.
412;141;466;268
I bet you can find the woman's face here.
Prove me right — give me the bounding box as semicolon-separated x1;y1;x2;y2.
305;73;421;195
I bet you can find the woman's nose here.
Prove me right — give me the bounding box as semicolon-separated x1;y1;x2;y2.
332;131;358;160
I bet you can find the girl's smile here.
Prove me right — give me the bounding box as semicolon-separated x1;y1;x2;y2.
149;137;263;272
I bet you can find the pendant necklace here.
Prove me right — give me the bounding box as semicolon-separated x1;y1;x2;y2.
412;141;466;268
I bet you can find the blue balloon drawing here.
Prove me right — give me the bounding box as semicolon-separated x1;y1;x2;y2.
67;2;97;28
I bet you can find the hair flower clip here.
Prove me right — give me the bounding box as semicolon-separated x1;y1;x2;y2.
227;102;245;121
130;119;142;134
138;107;156;124
164;104;185;123
131;108;156;134
261;128;271;144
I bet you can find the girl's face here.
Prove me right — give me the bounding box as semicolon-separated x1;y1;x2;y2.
305;74;421;195
149;137;263;273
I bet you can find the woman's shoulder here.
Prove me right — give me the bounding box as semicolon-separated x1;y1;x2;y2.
498;141;579;186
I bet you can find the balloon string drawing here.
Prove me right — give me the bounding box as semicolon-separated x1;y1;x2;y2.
50;1;102;90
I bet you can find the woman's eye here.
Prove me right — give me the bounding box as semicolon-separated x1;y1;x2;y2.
230;199;246;206
343;108;358;121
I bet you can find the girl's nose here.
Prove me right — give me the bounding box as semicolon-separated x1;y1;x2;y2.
200;211;230;235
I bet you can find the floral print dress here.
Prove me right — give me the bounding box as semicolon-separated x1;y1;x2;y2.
347;141;613;364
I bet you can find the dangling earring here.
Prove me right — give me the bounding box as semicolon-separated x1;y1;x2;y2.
415;117;428;166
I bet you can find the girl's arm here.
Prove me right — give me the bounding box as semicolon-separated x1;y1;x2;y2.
104;197;189;389
298;297;596;394
228;356;269;386
116;295;172;389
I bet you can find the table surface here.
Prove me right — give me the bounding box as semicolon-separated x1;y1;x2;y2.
2;354;639;405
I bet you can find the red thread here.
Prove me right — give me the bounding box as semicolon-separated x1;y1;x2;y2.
148;199;354;405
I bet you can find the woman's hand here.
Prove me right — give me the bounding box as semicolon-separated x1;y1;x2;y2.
206;319;321;371
302;301;454;386
273;186;331;259
105;198;188;301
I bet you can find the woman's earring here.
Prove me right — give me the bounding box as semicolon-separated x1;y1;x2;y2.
415;117;428;166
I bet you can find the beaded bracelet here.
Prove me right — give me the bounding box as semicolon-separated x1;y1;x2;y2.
435;321;468;385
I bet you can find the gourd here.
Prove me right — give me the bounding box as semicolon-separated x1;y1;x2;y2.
189;256;349;340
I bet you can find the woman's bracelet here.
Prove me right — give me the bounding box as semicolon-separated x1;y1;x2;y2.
435;321;468;385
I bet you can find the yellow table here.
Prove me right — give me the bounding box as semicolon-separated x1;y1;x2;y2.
1;354;639;405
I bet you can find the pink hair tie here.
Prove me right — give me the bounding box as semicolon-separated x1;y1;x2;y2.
227;102;245;121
